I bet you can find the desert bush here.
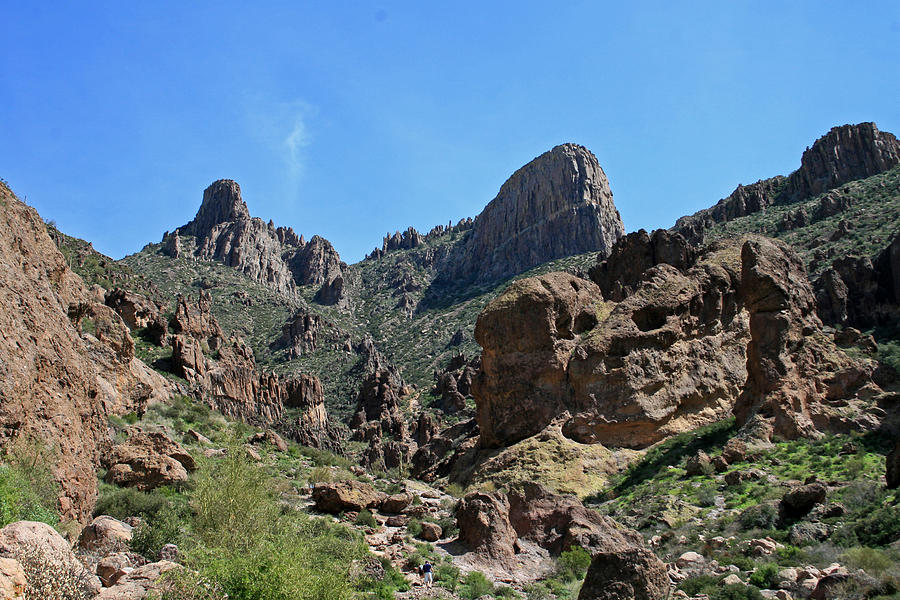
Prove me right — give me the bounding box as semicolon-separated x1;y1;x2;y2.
93;484;170;521
191;448;279;552
524;582;552;600
15;545;89;600
738;503;778;531
131;503;185;559
407;518;423;537
0;437;59;527
748;562;779;589
435;563;460;591
556;545;591;582
445;483;465;498
355;509;377;528
307;466;333;485
460;570;494;599
841;546;896;575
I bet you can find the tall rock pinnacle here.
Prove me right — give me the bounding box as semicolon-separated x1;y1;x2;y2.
181;179;251;238
440;143;625;283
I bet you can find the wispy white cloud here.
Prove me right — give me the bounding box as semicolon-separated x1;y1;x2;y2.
284;111;311;176
245;97;316;179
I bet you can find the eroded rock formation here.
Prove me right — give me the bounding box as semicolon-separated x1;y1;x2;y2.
0;183;174;520
675;122;900;243
164;179;343;296
439;144;624;284
474;231;886;450
475;242;749;449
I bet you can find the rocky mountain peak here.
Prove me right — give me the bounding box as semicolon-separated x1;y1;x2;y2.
438;143;624;283
182;179;250;237
787;122;900;201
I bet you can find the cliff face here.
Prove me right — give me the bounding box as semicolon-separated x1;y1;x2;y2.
0;183;171;521
675;123;900;243
439;144;624;284
474;232;887;450
166;179;343;296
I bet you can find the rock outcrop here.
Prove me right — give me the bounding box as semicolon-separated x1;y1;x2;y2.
168;292;343;451
734;237;882;440
578;547;669;600
456;491;520;559
103;429;196;490
474;230;886;450
0;183;173;520
439;144;624;284
165;179;343;296
887;439;900;489
506;482;643;555
312;480;380;514
475;244;749;449
675;123;900;243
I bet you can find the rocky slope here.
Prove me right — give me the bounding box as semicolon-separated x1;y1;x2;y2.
0;182;172;521
675;122;900;244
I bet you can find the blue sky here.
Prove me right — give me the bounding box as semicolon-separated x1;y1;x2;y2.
2;2;899;263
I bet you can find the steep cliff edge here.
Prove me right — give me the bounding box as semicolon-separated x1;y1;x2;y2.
0;183;172;520
438;144;624;284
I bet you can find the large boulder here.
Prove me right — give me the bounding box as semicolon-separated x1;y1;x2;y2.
577;547;669;600
103;429;196;491
312;481;380;514
456;491;519;559
96;560;181;599
78;515;133;553
507;482;643;555
0;557;25;599
780;482;827;521
0;521;101;596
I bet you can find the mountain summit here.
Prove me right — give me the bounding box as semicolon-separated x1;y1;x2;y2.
439;143;625;283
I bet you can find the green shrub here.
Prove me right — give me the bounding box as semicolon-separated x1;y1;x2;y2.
556;546;592;582
460;571;494;600
191;448;279;552
0;437;60;527
355;510;377;528
842;547;896;575
849;506;900;547
436;516;458;539
131;503;185;559
435;563;460;591
678;576;764;600
524;582;552;600
407;518;423;537
445;483;465;498
94;485;170;521
495;585;520;598
738;503;778;531
748;562;779;589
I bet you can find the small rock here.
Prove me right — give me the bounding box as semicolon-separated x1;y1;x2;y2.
685;451;712;476
159;544;179;562
96;553;133;587
244;444;262;462
722;574;742;585
187;429;212;445
78;515;133;553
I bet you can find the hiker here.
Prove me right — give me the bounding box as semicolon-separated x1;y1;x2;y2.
422;560;433;587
